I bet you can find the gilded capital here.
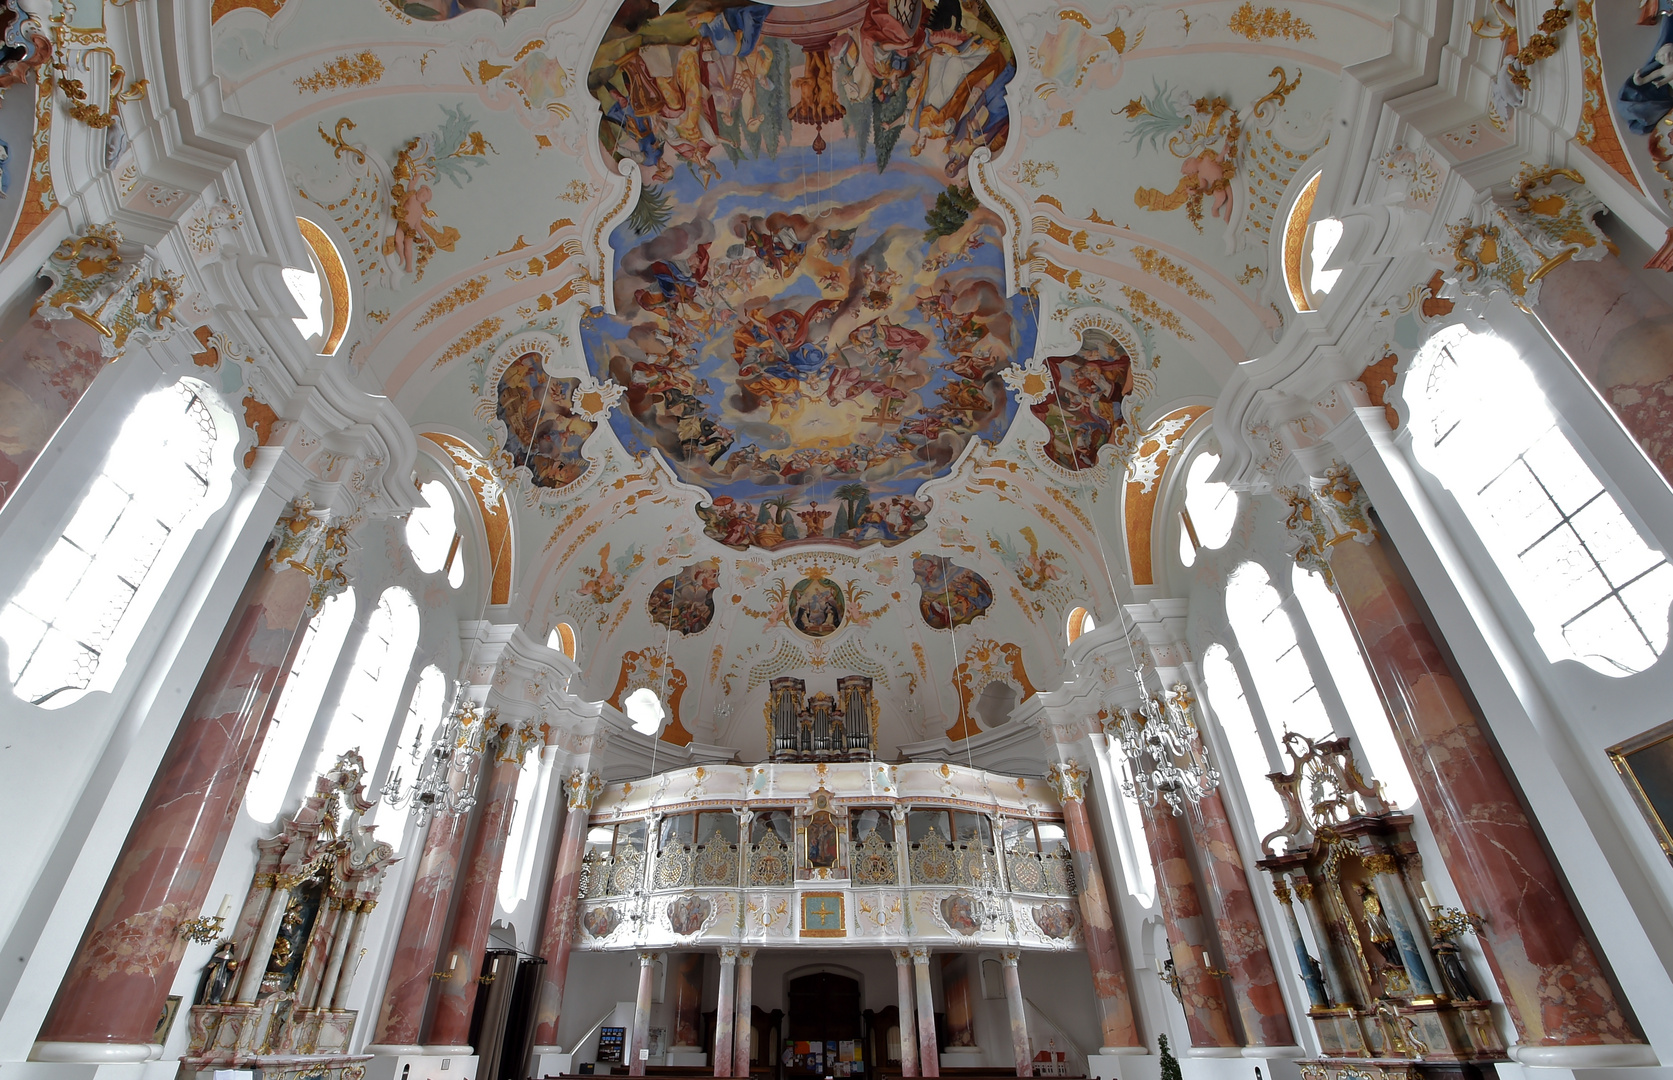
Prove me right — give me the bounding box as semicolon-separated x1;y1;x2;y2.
269;495;357;615
1046;760;1088;804
495;719;547;766
1362;853;1399;876
1278;484;1333;585
567;768;604;811
36;224;181;356
1293;878;1316;901
1312;463;1376;545
1442;166;1613;308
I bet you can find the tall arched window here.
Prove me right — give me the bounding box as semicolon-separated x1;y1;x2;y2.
499;743;554;911
0;381;222;707
313;587;420;779
1409;326;1673;676
1289;564;1418;809
407;479;463;589
1225;562;1333;742
384;663;446;852
1179;451;1238;567
1201;643;1286;841
245;588;357;822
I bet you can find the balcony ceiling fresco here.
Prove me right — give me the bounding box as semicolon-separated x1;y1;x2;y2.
210;0;1398;759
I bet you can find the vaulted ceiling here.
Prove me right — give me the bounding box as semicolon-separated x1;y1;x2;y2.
210;0;1398;759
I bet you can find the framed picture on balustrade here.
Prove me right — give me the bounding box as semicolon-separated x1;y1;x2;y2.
800;891;845;938
1609;720;1673;863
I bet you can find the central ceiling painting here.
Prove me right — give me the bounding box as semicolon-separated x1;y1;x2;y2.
580;0;1034;551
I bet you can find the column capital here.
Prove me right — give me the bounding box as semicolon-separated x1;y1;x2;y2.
1045;759;1087;804
267;494;360;615
1271;880;1293;905
494;719;548;765
566;769;604;810
638;951;660;966
719;946;739;964
1312;462;1376;545
737;949;755;967
36;223;184;357
1292;877;1316;901
1000;951;1020;966
892;948;913;965
1361;852;1399;876
909;945;932;963
1442;165;1614;309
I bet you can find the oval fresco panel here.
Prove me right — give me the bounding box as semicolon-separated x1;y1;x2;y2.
581;0;1034;551
1029;328;1134;469
788;573;845;637
913;553;993;629
495;352;597;489
649;557;722;634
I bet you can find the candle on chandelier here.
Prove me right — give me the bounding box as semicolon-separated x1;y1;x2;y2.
216;893;230;920
1202;950;1211;969
1421;880;1440;908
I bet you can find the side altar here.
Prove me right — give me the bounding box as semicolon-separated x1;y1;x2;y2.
1255;735;1505;1080
181;751;398;1080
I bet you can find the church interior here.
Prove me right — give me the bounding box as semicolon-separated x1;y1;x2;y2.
7;2;1673;1080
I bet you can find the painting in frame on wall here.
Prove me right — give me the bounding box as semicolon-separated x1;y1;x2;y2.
800;892;845;938
1608;719;1673;862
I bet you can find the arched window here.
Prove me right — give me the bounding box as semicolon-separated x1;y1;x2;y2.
407;479;463;588
547;622;577;658
1409;326;1673;676
1201;643;1286;841
245;588;357;822
0;381;222;708
1289;564;1418;809
1225;562;1333;742
1178;451;1237;567
313;587;420;779
499;741;554;911
1065;606;1095;644
384;664;446;852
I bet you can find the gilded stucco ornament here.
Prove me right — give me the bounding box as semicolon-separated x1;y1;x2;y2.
1277;484;1333;585
1312;462;1376;545
1045;759;1088;804
493;718;547;766
35;224;183;356
566;768;604;811
1442;166;1614;308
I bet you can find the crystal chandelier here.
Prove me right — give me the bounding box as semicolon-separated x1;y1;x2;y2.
1112;684;1222;817
380;693;490;823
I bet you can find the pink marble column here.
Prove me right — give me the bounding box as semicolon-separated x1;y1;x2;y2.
294;900;344;1006
532;770;602;1048
427;726;539;1050
1000;953;1031;1077
0;312;110;506
1137;800;1237;1049
1045;763;1142;1049
630;951;657;1078
1533;253;1673;486
713;948;737;1077
1192;788;1293;1046
940;954;977;1048
894;948;919;1078
733;950;755;1073
671;953;705;1051
911;948;940;1078
369;772;473;1049
1320;477;1643;1049
35;519;326;1053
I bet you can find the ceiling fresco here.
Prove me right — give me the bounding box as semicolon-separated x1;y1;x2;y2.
208;0;1399;759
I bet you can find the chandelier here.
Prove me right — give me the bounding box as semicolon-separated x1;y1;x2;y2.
1111;684;1222;817
380;694;490;823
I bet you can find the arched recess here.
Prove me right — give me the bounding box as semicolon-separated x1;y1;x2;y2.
608;646;692;747
1124;404;1212;586
418;430;513;605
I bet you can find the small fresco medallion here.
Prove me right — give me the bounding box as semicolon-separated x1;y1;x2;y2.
667;893;713;937
789;573;845;638
1031;902;1076;940
649;558;721;635
913;554;994;630
941;892;983;936
581;905;621;939
495;352;598;490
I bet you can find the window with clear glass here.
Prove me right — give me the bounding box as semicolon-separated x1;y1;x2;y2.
1202;643;1287;841
383;664;446;852
547;622;577;658
499;744;553;910
407;480;463;588
245;588;357;822
1;382;221;707
1289;564;1418;809
1179;451;1237;567
313;587;420;779
1409;325;1673;676
1225;562;1333;742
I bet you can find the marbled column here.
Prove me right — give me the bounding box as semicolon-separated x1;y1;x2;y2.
1270;882;1328;1009
0;314;109;506
294;899;343;1006
1322;497;1642;1046
234;883;295;1003
318;903;360;1009
1137;800;1237;1048
894;948;920;1078
630;951;657;1078
37;529;323;1050
671;953;705;1050
428;728;540;1050
1192;789;1293;1045
733;950;755;1072
1534;253;1673;485
911;947;940;1078
940;954;977;1048
1361;853;1435;997
371;772;473;1048
713;948;738;1077
1045;763;1141;1049
533;770;602;1048
330;899;375;1010
1000;953;1032;1077
1291;876;1354;1007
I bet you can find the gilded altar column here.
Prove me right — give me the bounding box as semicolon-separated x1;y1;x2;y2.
1044;761;1142;1050
733;949;755;1073
629;951;658;1078
713;947;738;1077
1284;468;1645;1050
1269;882;1328;1010
1191;785;1294;1046
1359;851;1436;997
1000;953;1032;1077
1135;799;1237;1048
33;498;350;1059
0;226;179;507
428;720;544;1051
1288;875;1355;1007
894;948;920;1078
911;947;940;1078
532;769;604;1049
367;724;485;1052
